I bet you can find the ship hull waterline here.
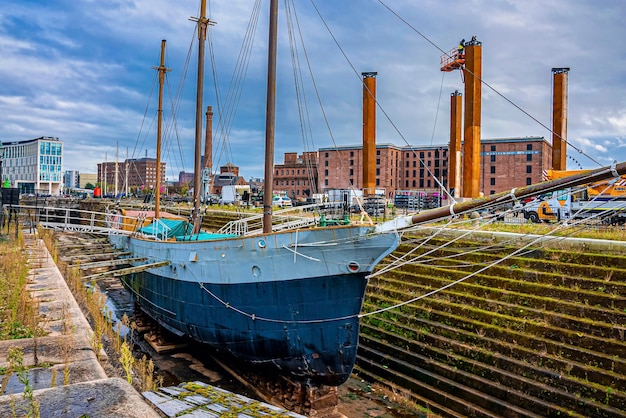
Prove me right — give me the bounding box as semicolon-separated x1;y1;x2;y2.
109;225;399;386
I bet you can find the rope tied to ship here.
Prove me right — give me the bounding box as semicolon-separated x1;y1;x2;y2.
280;244;320;262
360;211;593;319
198;283;358;324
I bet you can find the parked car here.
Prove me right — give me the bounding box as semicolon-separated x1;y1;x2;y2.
272;195;292;207
201;194;219;204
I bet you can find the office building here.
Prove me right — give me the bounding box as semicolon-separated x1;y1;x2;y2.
0;136;63;195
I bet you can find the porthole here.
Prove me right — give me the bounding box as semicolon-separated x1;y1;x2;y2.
258;239;266;248
347;261;360;272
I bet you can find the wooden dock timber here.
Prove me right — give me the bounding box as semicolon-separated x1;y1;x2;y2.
82;260;170;281
75;257;148;270
61;251;132;263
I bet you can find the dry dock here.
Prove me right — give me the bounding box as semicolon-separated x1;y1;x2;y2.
0;233;305;417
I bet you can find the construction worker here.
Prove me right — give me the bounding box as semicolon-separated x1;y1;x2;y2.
457;39;465;59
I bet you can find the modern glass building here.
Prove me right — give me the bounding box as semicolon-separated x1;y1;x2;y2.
0;136;64;195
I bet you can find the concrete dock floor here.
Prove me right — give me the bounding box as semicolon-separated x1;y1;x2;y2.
0;233;161;417
0;233;307;417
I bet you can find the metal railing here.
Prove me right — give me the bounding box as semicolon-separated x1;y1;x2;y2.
218;204;323;236
13;205;141;237
12;204;321;239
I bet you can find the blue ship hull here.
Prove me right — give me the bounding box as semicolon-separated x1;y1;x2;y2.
111;225;399;386
127;271;367;385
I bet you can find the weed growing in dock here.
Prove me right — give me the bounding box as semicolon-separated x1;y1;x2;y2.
39;228;163;393
120;341;134;384
0;232;39;340
7;347;40;418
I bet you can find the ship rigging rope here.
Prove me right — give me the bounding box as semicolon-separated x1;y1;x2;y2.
374;0;602;167
210;0;262;175
193;210;580;324
360;212;601;319
277;0;369;210
286;0;320;196
430;72;446;146
164;32;196;177
308;0;452;202
371;210;506;277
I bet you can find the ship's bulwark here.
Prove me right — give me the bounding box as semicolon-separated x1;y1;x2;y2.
111;226;400;386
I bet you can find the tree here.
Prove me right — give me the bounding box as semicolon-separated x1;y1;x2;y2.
85;183;95;190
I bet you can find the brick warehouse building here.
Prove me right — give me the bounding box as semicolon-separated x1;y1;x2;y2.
273;152;318;200
319;143;448;199
317;136;551;199
480;137;552;195
98;157;166;193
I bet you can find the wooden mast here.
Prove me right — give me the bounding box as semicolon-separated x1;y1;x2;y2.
204;105;213;196
192;0;209;234
262;0;278;234
153;39;170;219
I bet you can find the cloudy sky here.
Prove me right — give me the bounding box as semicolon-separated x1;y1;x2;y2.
1;0;625;180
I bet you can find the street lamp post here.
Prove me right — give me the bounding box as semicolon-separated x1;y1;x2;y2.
0;142;4;230
0;142;4;190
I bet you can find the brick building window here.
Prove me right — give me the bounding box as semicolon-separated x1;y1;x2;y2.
490;166;496;174
526;165;532;173
490;178;496;186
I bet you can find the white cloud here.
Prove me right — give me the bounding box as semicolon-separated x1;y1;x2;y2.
2;0;626;178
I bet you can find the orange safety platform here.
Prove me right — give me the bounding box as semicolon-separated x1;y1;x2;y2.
440;47;465;72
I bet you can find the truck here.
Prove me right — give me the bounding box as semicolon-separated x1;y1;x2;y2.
522;169;626;224
219;185;240;205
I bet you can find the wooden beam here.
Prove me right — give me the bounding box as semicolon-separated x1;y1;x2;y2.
75;257;148;270
61;251;133;263
82;260;170;281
